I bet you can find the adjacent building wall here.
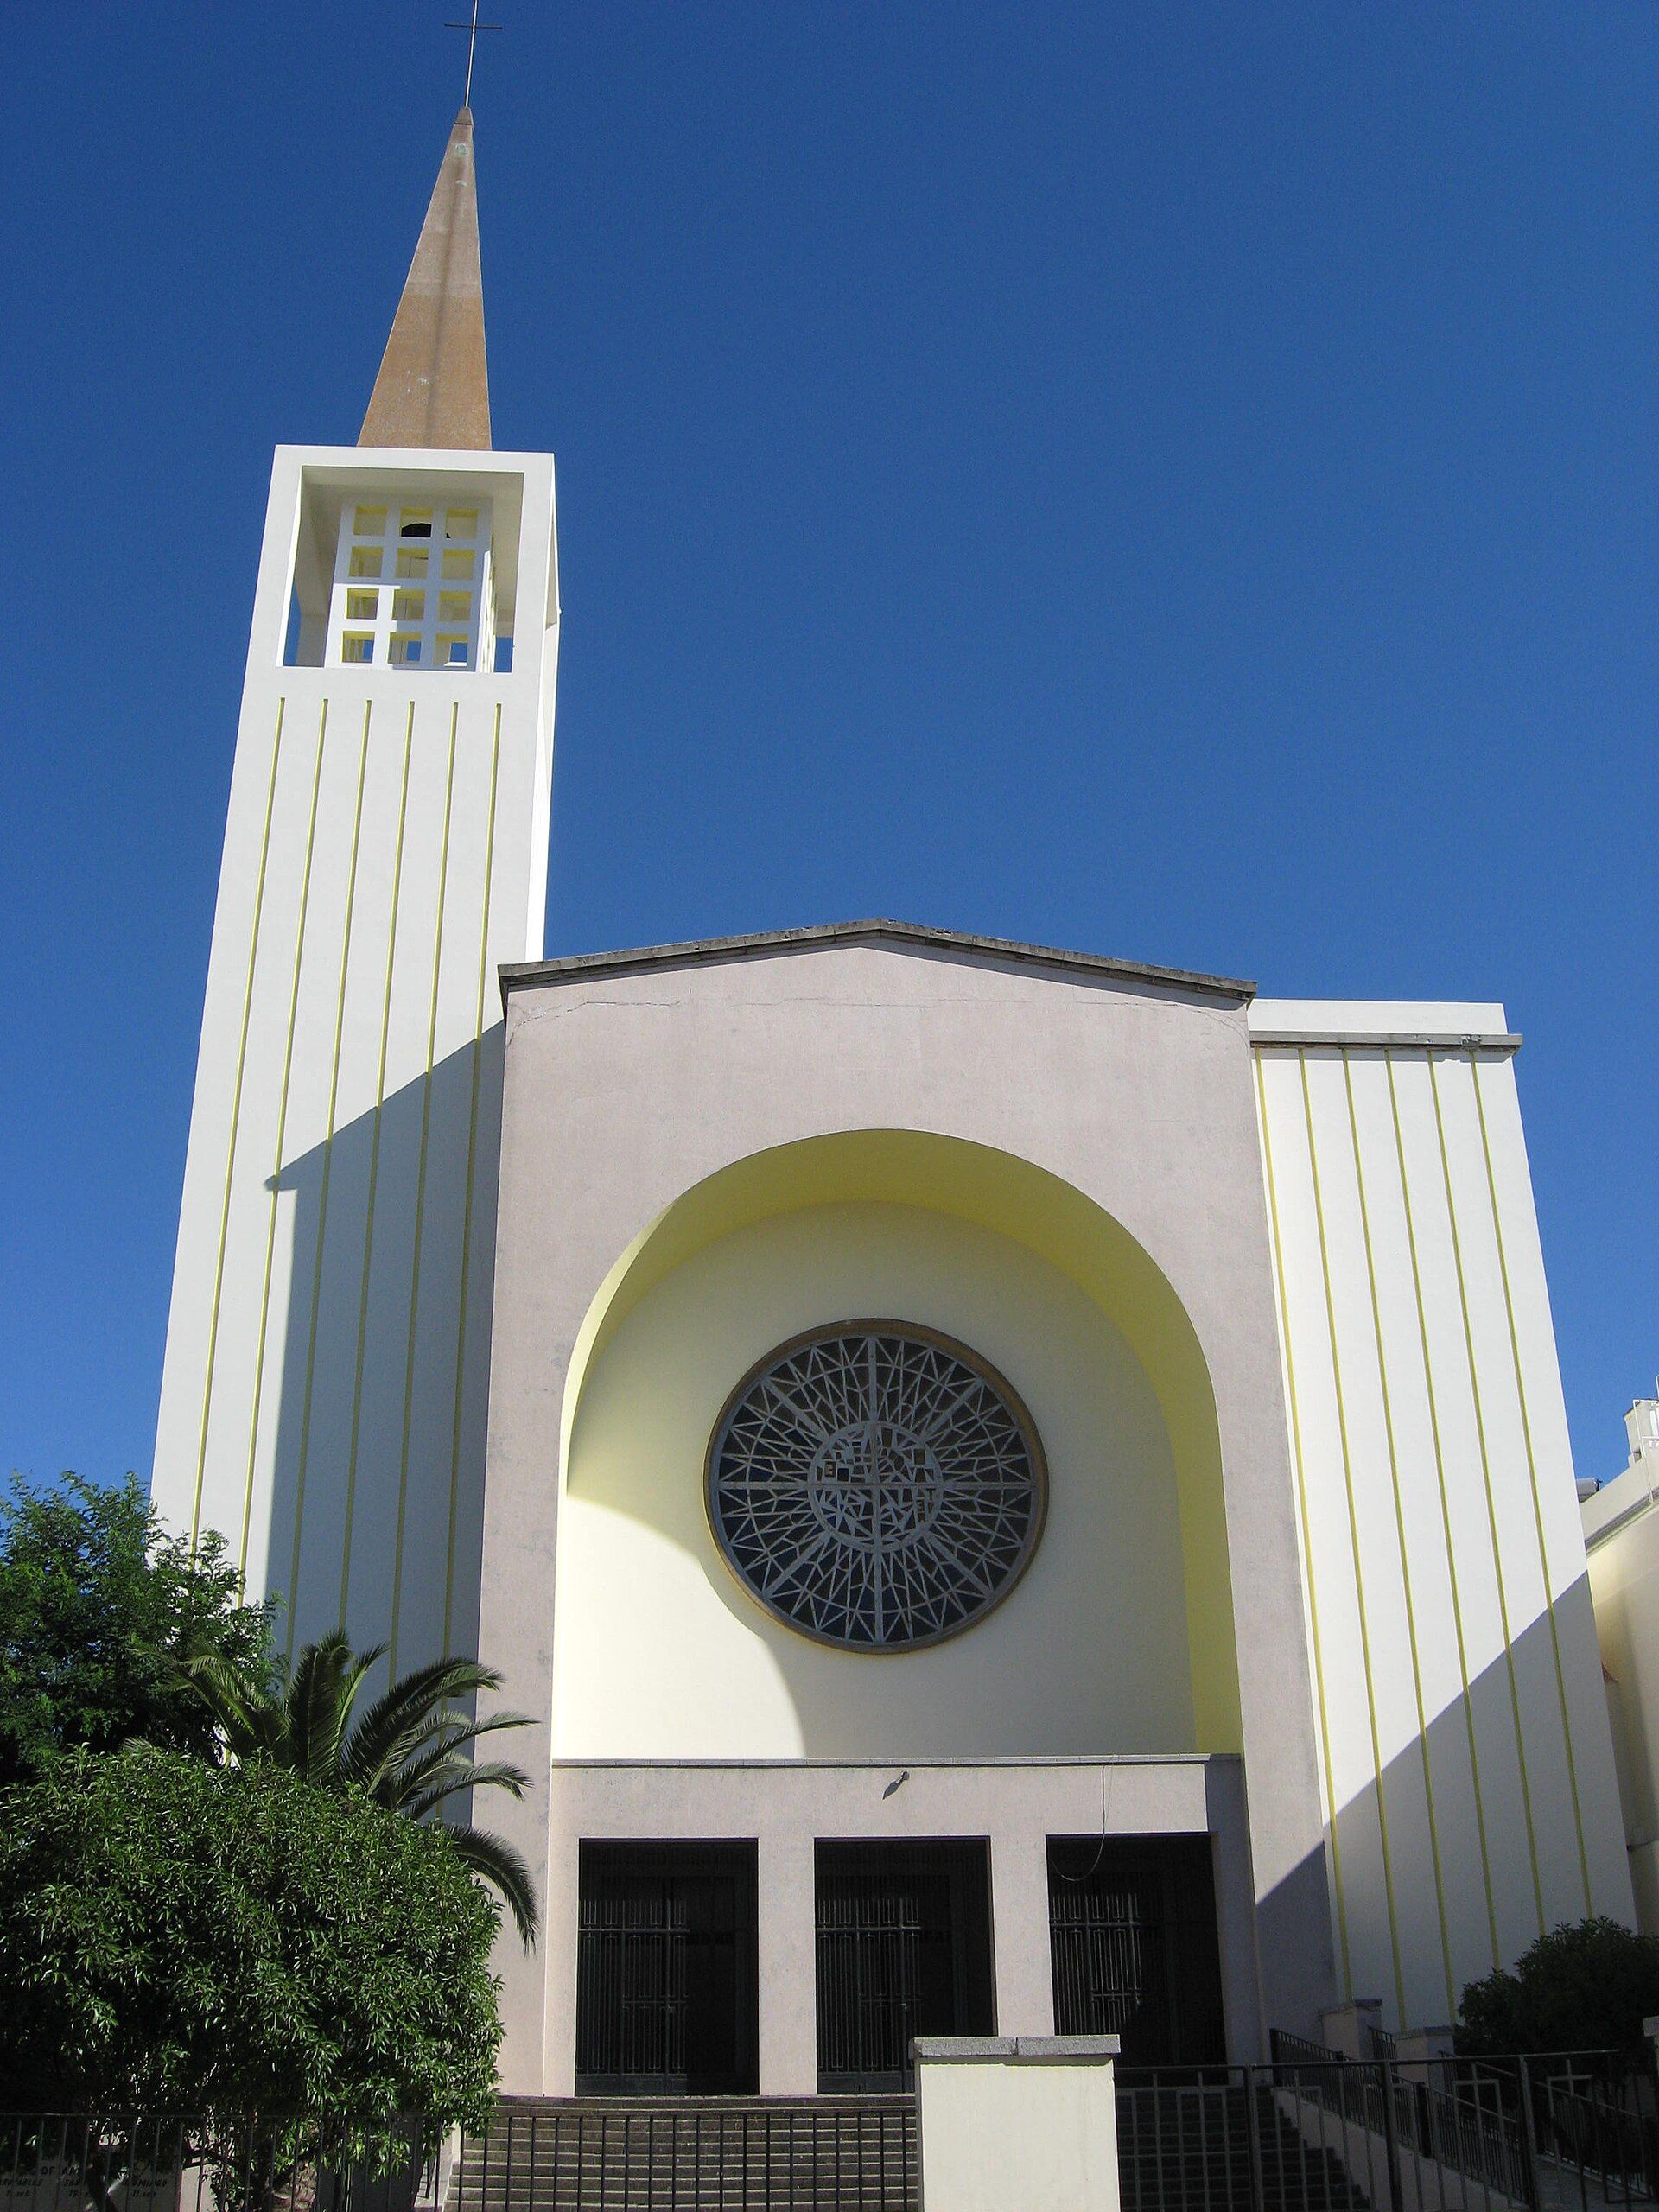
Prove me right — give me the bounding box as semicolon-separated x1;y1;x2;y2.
151;446;558;1675
1583;1433;1659;1930
1250;1001;1632;2032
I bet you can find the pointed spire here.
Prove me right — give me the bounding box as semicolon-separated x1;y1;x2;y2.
359;108;492;450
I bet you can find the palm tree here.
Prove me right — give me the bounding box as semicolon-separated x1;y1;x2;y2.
184;1630;538;1943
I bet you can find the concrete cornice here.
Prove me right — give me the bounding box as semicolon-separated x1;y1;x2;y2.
550;1752;1241;1770
499;919;1256;1008
1249;996;1516;1051
1249;1028;1522;1052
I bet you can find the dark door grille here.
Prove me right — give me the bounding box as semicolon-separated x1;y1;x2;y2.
576;1844;756;2095
1050;1860;1173;2056
579;1879;690;2082
1047;1835;1225;2066
816;1842;993;2093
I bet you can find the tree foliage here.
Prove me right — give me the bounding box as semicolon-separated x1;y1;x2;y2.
1458;1917;1659;2061
185;1629;538;1943
0;1473;275;1787
0;1746;501;2135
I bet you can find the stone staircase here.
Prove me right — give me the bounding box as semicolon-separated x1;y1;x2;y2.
452;2083;1371;2212
451;2099;917;2212
1116;2082;1372;2212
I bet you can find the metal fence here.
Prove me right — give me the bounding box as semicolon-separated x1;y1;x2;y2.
0;2116;435;2212
1118;2048;1659;2212
5;2054;1656;2212
0;2105;918;2212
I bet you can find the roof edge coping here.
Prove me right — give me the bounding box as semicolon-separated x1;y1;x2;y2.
499;919;1255;1009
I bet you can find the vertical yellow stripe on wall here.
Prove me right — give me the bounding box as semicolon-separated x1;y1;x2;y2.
1384;1052;1503;1971
340;706;416;1628
388;706;462;1674
285;703;373;1658
1469;1055;1595;1915
1300;1051;1408;2023
1429;1052;1547;1939
190;700;287;1548
1256;1052;1353;1997
1342;1051;1457;2021
443;706;504;1658
239;702;329;1577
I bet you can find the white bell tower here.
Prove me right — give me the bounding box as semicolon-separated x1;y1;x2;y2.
150;107;558;1674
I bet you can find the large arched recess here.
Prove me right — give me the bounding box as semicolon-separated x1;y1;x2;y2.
559;1128;1243;1751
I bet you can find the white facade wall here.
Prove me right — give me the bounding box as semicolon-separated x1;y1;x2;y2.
481;937;1338;2082
151;446;557;1674
1250;1001;1631;2031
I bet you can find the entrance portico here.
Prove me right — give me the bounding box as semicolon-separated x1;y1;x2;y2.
546;1755;1260;2095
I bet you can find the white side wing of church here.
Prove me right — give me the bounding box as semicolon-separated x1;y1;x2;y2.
150;107;1632;2099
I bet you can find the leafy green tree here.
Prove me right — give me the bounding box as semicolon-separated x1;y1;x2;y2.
1459;1917;1659;2061
185;1629;537;1943
0;1746;501;2138
0;1473;275;1786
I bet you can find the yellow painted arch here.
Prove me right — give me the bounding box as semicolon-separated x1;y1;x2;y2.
559;1128;1243;1750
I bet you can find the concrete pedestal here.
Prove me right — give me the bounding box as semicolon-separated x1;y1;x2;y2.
914;2035;1122;2212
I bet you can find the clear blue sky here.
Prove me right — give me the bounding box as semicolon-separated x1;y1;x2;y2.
3;3;1654;1493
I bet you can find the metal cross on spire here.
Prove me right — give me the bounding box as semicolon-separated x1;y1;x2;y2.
446;0;502;110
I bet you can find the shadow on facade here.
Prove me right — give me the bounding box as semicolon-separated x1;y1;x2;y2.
561;1238;1201;1762
1261;1583;1618;2034
259;1030;505;1677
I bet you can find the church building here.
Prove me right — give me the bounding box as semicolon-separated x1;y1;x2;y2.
150;107;1633;2101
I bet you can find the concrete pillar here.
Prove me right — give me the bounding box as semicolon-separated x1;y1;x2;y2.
1394;2026;1455;2062
541;1819;580;2094
989;1826;1056;2037
1392;2025;1455;2088
1206;1760;1266;2060
759;1828;819;2094
915;2037;1121;2212
1319;1999;1383;2058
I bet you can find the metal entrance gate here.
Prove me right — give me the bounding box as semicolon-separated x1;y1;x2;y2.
1047;1834;1227;2064
815;1841;994;2093
575;1844;758;2096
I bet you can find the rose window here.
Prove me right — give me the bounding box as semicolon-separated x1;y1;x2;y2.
705;1323;1046;1651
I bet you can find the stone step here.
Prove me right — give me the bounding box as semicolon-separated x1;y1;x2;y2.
454;2088;1372;2212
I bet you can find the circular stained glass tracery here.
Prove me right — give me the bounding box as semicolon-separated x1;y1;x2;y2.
706;1323;1046;1652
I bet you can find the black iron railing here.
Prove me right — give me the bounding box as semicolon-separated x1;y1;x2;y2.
1255;2044;1659;2211
0;2114;435;2212
8;2050;1656;2212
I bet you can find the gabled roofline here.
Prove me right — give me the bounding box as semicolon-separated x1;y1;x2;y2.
499;919;1255;1009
